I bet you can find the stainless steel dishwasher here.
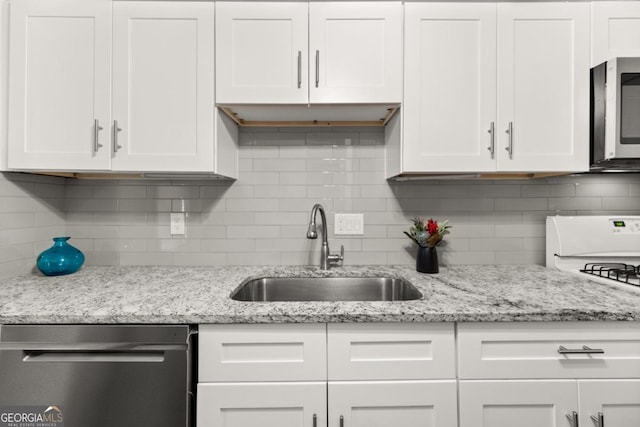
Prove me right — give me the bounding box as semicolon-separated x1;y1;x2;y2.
0;324;195;427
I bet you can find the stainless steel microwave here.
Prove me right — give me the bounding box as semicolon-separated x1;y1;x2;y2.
591;57;640;172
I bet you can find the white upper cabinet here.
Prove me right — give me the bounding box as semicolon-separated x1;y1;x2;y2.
215;2;308;104
592;1;640;66
308;2;402;104
402;3;497;173
112;2;215;172
397;2;589;175
8;0;112;171
7;0;236;176
496;2;590;173
215;1;402;104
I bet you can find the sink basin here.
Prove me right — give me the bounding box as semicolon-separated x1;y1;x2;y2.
231;277;422;302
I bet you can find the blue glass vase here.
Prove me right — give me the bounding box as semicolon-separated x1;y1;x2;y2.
37;237;85;276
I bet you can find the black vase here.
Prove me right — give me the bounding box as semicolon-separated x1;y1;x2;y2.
416;246;438;274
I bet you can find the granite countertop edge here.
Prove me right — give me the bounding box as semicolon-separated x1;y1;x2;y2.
1;264;640;324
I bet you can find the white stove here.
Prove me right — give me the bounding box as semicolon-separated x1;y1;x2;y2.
546;216;640;291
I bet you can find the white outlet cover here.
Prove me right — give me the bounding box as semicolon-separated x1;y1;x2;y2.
170;213;186;235
335;213;364;235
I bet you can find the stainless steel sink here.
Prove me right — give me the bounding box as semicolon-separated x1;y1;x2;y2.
231;277;422;302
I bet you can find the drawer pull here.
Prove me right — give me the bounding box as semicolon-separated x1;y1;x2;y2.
590;412;604;427
558;345;605;355
566;411;579;427
339;415;344;427
313;414;317;427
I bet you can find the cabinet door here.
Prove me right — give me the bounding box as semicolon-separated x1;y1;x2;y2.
496;2;590;173
8;0;111;171
459;380;577;427
579;380;640;426
329;381;457;427
197;382;326;427
592;1;640;66
309;2;402;103
215;2;308;104
112;2;215;172
402;3;497;173
327;322;455;381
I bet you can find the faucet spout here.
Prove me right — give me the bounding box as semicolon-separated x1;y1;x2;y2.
306;203;342;270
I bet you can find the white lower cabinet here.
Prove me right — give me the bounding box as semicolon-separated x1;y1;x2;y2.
459;380;577;427
459;379;640;427
197;382;327;427
329;381;457;427
458;322;640;427
198;380;457;427
579;380;640;425
197;323;457;427
198;322;640;427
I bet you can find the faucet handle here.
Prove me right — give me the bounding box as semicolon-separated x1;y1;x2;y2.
328;245;344;266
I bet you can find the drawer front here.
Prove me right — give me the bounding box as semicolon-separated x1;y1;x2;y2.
327;323;456;380
199;324;326;382
458;322;640;379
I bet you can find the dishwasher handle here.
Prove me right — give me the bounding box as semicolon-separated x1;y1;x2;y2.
0;342;187;363
22;350;166;363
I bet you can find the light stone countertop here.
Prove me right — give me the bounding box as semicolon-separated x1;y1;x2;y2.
0;264;639;324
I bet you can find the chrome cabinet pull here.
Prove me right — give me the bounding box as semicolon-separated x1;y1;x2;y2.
590;412;604;427
312;414;317;427
315;50;320;88
558;345;605;355
297;51;302;89
93;119;103;152
487;121;495;159
566;411;579;427
339;415;344;427
505;121;513;159
113;120;122;154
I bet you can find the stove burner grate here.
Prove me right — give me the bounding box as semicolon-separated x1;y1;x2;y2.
581;263;640;287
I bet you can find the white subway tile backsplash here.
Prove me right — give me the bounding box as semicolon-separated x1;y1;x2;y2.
0;212;36;229
227;225;280;239
173;252;227;266
3;134;640;278
117;199;170;213
548;197;602;211
494;224;545;238
226;252;281;265
120;252;173;266
94;238;148;253
93;185;146;199
84;251;120;266
65;198;117;213
495;198;548;211
253;158;306;172
0;243;34;263
280;172;332;186
147;185;200;199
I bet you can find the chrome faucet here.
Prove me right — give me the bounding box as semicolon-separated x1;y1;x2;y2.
306;203;344;270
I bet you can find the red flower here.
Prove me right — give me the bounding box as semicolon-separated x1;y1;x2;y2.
427;218;439;234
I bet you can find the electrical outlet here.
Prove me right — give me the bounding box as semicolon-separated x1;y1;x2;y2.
335;213;364;235
170;213;186;235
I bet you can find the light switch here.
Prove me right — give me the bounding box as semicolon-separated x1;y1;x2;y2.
170;213;186;235
335;213;364;235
